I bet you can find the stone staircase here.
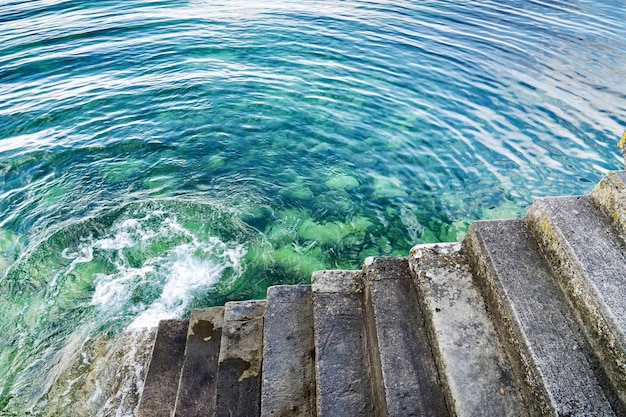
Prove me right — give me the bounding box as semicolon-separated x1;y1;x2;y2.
136;170;626;417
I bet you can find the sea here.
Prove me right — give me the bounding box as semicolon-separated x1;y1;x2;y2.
0;0;624;414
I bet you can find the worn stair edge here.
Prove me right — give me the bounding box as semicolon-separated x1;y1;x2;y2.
173;307;224;417
261;285;316;417
137;319;189;417
525;195;626;410
408;243;527;417
214;300;266;417
362;256;448;417
311;270;375;417
464;220;616;417
591;170;626;239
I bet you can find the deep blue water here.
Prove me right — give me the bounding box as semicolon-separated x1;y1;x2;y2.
0;0;625;414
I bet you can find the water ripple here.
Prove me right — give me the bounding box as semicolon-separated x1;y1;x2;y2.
0;0;625;413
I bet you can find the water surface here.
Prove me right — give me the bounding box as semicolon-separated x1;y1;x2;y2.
0;0;625;414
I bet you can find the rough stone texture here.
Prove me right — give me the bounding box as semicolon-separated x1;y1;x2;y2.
591;170;626;238
311;270;375;417
409;243;527;417
173;307;224;417
311;268;363;294
214;300;266;417
261;285;316;417
464;220;616;417
362;256;448;417
526;196;626;411
223;300;267;322
137;319;189;417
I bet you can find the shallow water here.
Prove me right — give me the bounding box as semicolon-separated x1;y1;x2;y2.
0;0;625;414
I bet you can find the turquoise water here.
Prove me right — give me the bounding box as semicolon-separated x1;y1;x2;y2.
0;0;625;414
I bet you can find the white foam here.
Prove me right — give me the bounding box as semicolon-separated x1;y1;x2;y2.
90;265;156;312
127;239;245;329
76;207;247;329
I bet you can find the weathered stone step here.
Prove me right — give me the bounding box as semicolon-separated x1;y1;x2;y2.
261;285;316;417
409;243;527;417
592;170;626;236
362;256;448;417
173;307;224;417
311;270;375;416
137;319;189;417
214;300;266;417
464;219;617;416
526;195;626;410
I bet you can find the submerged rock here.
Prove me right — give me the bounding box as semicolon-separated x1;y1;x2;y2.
325;174;359;190
271;245;326;278
372;175;408;199
279;184;314;201
206;154;227;170
101;160;144;184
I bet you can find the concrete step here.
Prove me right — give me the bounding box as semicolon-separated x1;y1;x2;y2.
362;256;448;417
311;270;375;416
525;195;626;410
173;307;224;417
137;319;189;417
214;300;266;417
408;243;527;417
591;170;626;237
260;285;316;417
464;219;616;416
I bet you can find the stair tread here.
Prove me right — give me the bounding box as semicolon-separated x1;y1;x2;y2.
261;285;316;417
528;196;626;333
137;319;189;417
363;256;447;417
311;270;375;417
409;243;526;417
173;307;224;417
526;195;626;408
465;219;615;416
214;300;266;417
